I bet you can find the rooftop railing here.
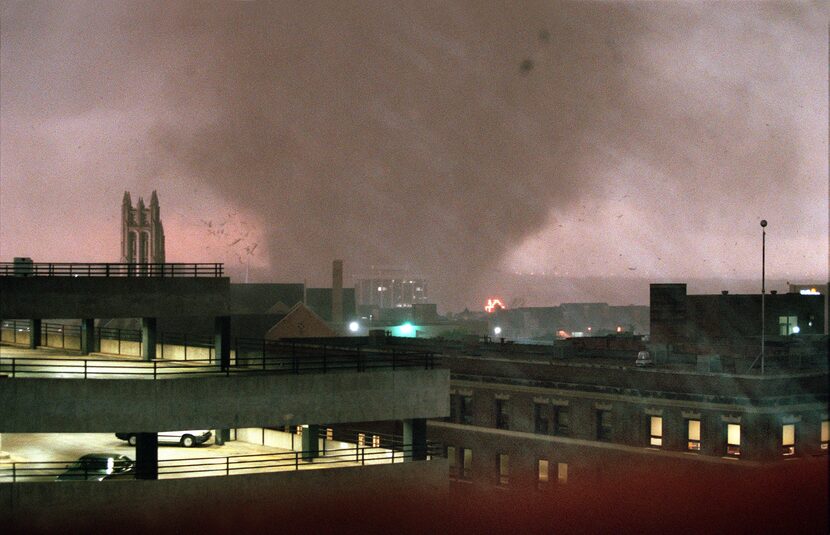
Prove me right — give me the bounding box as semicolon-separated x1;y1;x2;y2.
0;262;224;277
0;347;437;379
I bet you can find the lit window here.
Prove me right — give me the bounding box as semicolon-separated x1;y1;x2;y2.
687;419;701;451
778;315;798;336
538;459;549;487
558;462;568;483
822;420;829;450
649;416;663;447
296;425;303;437
372;434;381;448
498;453;509;486
326;427;333;440
358;432;366;447
461;448;473;480
726;424;741;457
782;424;795;456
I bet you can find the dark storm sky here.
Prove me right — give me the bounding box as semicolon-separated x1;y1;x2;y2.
1;1;827;310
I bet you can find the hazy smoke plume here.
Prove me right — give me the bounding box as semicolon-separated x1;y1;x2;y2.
1;1;826;310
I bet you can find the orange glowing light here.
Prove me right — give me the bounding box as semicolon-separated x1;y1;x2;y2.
485;298;506;313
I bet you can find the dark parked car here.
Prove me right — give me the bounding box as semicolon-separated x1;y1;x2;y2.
56;454;135;481
115;430;212;447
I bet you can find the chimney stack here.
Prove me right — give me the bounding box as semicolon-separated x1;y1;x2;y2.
332;260;343;324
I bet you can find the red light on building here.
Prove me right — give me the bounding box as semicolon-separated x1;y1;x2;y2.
485;298;506;313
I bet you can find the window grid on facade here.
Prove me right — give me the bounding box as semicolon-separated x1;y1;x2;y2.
497;453;509;486
822;420;829;450
687;419;701;451
495;399;509;430
649;416;663;447
781;424;795;456
726;423;741;456
534;404;549;434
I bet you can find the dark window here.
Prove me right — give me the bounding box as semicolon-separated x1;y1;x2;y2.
449;394;458;423
447;446;457;478
495;399;509;430
555;406;570;435
597;410;613;441
460;395;473;425
534;404;549;434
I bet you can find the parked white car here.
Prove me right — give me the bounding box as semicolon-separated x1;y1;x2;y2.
115;430;212;447
635;351;654;367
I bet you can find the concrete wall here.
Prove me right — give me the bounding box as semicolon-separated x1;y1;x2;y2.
0;368;450;432
447;355;829;399
0;277;230;319
0;457;449;529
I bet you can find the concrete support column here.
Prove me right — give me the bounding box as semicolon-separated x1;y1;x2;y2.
29;319;41;349
80;318;96;355
403;418;427;461
141;317;157;361
214;315;230;370
302;425;320;461
214;428;230;446
135;432;158;480
0;433;8;459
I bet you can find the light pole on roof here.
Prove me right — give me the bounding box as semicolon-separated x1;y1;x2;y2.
760;219;767;375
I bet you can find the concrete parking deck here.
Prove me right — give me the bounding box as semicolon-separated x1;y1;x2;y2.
0;433;404;481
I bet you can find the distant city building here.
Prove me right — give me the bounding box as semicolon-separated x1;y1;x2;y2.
650;283;825;360
356;275;428;308
492;302;649;341
120;191;165;264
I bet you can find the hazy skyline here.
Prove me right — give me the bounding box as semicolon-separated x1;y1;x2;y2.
1;1;827;310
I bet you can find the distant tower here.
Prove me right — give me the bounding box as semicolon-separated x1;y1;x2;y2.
121;191;165;264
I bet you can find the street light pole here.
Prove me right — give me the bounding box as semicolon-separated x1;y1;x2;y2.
760;219;767;375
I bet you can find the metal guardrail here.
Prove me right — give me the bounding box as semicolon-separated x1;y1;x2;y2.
0;349;437;378
0;262;224;277
0;442;444;483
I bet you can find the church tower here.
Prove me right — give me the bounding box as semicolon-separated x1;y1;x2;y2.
121;191;165;264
